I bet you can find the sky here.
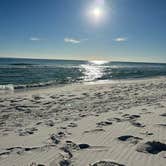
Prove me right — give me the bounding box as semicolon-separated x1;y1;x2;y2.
0;0;166;62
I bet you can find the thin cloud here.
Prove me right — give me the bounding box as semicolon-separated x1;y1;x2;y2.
64;38;81;44
114;37;127;42
29;37;42;41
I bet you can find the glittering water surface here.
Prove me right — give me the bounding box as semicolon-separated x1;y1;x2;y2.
81;62;106;81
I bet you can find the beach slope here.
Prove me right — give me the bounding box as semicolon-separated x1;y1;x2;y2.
0;77;166;166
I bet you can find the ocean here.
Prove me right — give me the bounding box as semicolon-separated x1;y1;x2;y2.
0;58;166;90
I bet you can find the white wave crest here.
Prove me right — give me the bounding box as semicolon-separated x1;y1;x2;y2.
0;84;14;91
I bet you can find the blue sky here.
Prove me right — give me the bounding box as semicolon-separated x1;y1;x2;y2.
0;0;166;62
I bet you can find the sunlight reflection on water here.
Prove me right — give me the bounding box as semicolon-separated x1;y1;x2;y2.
80;60;109;81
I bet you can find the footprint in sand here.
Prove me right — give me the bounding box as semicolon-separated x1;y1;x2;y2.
50;131;66;144
117;135;143;145
59;141;91;165
61;140;90;152
107;118;124;123
30;163;45;166
83;128;105;134
96;121;112;127
122;114;141;120
156;124;166;127
136;141;166;154
0;145;51;158
160;113;166;117
130;121;145;128
67;122;78;128
18;127;38;136
45;120;55;127
90;161;125;166
59;159;71;166
140;131;153;136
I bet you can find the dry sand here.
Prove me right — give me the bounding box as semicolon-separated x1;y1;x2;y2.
0;77;166;166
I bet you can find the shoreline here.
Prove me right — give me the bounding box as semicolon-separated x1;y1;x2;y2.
0;76;166;166
1;75;166;96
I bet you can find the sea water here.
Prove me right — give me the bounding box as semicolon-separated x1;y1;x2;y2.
0;58;166;90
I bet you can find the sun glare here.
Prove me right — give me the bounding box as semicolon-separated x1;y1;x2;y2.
90;60;108;65
92;7;102;19
86;1;108;25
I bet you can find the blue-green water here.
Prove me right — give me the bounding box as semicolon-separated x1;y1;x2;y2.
0;58;166;90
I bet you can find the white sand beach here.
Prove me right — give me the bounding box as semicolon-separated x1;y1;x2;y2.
0;77;166;166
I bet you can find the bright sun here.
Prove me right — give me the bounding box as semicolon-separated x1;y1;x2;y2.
86;1;108;25
92;7;102;19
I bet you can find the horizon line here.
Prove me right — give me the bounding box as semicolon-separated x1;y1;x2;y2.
0;56;166;65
